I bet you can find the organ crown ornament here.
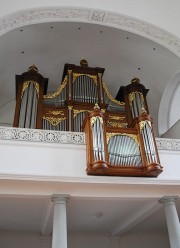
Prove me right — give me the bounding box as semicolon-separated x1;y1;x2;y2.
28;64;38;72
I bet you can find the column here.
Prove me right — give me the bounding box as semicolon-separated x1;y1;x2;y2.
159;196;180;248
52;194;70;248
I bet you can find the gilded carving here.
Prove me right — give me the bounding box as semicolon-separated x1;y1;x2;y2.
90;116;103;126
21;81;39;98
139;120;152;130
43;116;66;126
44;76;68;99
46;110;64;116
128;91;144;107
102;80;125;106
109;115;125;120
106;132;139;144
72;73;97;85
68;106;73;110
108;122;128;128
73;109;88;118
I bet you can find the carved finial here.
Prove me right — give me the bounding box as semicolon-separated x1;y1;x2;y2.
131;78;140;84
94;103;100;110
28;64;38;72
80;57;88;67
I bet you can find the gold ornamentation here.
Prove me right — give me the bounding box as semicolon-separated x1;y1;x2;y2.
68;70;72;74
102;80;125;106
106;132;139;144
44;76;68;99
80;58;88;67
72;73;97;85
128;91;144;107
94;103;100;110
101;109;106;113
73;109;88;118
108;122;128;128
131;78;140;84
33;82;39;96
68;106;73;110
21;81;39;98
90;116;103;126
46;110;64;116
139;120;152;130
43;116;66;126
98;73;102;77
28;64;38;72
109;115;125;120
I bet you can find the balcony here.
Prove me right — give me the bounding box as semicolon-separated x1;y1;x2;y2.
0;126;179;183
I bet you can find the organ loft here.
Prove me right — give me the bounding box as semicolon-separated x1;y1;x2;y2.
13;59;163;177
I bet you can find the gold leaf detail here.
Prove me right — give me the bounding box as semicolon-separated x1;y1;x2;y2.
128;91;144;107
43;116;66;126
68;106;73;110
106;132;139;144
72;73;97;85
21;81;39;98
90;116;103;126
139;120;152;130
102;80;125;106
73;109;88;118
108;122;128;128
109;115;125;120
44;76;68;99
47;110;64;116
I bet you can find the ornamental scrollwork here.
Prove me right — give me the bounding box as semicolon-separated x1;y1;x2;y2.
44;76;68;99
72;73;97;85
43;117;66;126
128;91;144;107
90;116;103;126
106;132;139;144
102;80;125;106
21;81;39;98
139;120;152;131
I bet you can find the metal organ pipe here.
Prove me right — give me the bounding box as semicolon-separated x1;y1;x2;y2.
19;82;38;129
107;135;141;167
91;117;105;161
141;122;158;164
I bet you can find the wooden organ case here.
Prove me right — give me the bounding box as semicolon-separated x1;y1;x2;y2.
14;59;163;177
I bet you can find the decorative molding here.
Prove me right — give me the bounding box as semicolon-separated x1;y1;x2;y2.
0;127;180;151
0;7;179;56
156;138;180;151
0;126;85;145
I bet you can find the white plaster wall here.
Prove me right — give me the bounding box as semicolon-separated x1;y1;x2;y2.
0;231;170;248
0;138;180;181
0;140;86;177
0;231;51;248
120;231;170;248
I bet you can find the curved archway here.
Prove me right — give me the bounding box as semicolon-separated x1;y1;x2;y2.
0;7;180;57
158;71;180;136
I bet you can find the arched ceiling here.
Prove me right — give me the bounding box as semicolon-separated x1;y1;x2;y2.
0;21;180;136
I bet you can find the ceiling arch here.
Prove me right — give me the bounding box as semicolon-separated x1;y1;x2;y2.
158;71;180;136
0;7;180;57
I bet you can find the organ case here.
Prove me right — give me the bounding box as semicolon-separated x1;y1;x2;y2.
13;59;163;177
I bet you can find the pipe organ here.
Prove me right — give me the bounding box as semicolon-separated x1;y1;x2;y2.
14;59;163;177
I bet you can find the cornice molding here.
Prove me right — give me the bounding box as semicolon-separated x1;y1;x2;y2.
0;7;180;56
0;126;180;151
